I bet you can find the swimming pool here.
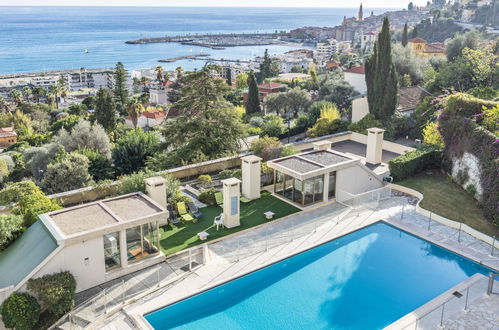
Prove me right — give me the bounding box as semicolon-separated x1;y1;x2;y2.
145;222;493;329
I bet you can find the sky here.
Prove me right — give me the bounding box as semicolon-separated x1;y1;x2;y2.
0;0;427;8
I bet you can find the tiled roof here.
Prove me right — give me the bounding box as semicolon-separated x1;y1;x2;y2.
408;37;426;43
258;82;285;90
0;127;16;138
143;109;167;119
397;86;431;112
344;65;365;74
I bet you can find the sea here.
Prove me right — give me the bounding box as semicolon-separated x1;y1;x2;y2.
0;6;394;75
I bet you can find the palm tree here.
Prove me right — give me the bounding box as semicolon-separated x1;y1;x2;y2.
127;97;145;129
9;89;23;104
175;66;183;80
23;86;32;102
140;77;150;91
49;80;68;109
155;66;164;83
32;86;46;103
0;96;7;112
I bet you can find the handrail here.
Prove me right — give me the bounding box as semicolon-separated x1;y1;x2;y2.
487;272;499;296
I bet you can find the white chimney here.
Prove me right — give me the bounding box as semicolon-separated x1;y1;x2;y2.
313;140;332;151
366;128;385;165
241;155;262;200
145;176;169;226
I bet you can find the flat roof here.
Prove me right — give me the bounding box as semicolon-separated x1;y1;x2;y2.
268;150;358;179
275;157;322;173
42;193;166;239
300;151;350;166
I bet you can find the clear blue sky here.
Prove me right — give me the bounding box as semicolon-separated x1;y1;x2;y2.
0;0;427;8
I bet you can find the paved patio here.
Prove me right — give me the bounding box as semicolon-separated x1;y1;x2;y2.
88;194;498;330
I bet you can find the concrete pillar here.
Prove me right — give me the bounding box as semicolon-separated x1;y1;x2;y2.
119;230;128;268
323;172;330;202
145;176;168;226
366;128;385;165
222;178;241;228
241;155;262;200
313;140;332;151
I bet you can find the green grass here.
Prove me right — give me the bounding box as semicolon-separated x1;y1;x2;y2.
159;191;301;255
398;171;499;237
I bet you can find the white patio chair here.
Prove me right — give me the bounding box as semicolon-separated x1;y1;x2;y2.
214;213;225;231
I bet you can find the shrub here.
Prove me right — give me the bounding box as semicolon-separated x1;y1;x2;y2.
307;105;342;138
261;114;286;137
0;214;24;251
171;190;192;205
422;122;444;147
27;271;76;317
40;152;92;194
348;114;383;135
0;180;61;225
198;188;218;206
249;116;264;128
1;292;40;330
250;136;283;161
218;168;242;180
198;174;213;188
443;93;498;118
388;145;442;181
115;171;180;200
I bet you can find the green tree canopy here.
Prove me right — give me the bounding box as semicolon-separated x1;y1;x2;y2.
95;88;117;132
112;129;160;176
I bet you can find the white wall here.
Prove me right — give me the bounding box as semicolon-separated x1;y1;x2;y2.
344;72;367;94
33;237;106;292
335;164;383;201
351;96;369;123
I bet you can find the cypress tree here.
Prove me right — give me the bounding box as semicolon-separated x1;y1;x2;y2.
246;71;261;114
402;24;408;47
226;68;232;86
365;17;398;123
113;62;129;114
411;26;418;38
95;88;117;132
259;49;273;83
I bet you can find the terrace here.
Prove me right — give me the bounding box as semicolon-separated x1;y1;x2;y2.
159;191;300;255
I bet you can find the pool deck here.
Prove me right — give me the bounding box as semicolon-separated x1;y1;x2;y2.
98;196;499;330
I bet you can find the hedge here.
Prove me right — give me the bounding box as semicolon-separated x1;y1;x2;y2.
444;93;498;118
27;271;76;317
438;112;498;223
388;145;443;181
1;292;40;330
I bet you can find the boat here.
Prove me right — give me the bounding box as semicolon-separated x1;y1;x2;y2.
84;49;89;54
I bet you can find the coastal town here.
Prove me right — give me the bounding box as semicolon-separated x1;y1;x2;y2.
0;0;498;329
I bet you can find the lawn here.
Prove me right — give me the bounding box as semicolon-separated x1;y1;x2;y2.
159;191;301;255
397;171;499;237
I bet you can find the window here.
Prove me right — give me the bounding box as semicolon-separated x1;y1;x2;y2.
328;172;336;199
126;222;159;263
103;232;120;271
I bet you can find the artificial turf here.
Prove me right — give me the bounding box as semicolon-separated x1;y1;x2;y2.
159;191;301;255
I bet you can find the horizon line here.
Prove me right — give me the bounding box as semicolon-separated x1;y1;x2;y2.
0;5;402;9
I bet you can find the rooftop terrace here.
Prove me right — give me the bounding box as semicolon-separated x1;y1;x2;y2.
42;193;166;240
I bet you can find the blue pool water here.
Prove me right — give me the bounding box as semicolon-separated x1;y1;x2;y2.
145;222;493;330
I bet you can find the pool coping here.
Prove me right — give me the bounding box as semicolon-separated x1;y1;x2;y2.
125;214;499;330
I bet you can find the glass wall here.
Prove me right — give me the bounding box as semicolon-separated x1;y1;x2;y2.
126;221;159;264
103;232;120;271
273;170;326;207
328;172;336;199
